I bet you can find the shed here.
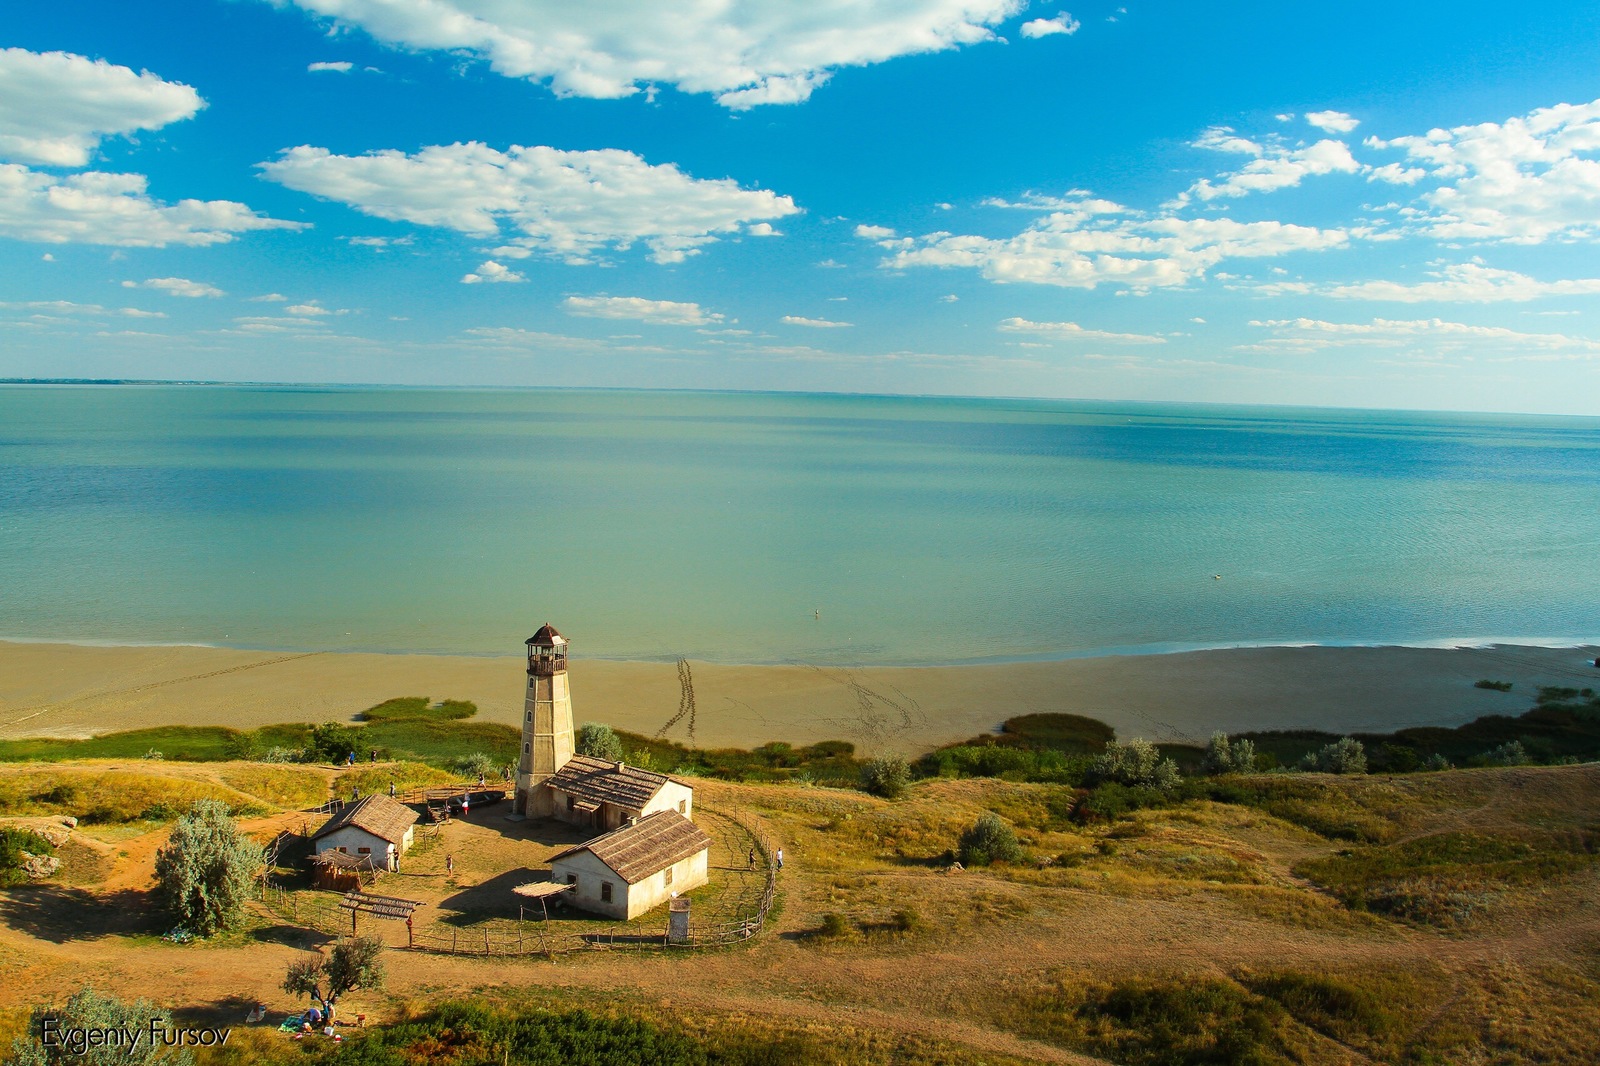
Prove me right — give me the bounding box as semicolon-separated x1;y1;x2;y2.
311;794;418;871
309;849;376;892
549;810;712;920
544;755;694;832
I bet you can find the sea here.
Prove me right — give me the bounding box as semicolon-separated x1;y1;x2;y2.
1;384;1597;666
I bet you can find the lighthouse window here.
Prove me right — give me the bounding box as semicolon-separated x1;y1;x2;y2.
524;742;530;754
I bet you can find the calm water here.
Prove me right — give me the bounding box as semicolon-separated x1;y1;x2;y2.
1;385;1597;665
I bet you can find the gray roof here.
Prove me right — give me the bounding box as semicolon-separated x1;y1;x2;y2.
312;794;417;845
550;811;711;884
546;755;674;812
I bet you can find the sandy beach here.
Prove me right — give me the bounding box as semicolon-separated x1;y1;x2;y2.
2;640;1596;753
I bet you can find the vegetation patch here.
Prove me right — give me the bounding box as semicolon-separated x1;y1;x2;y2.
0;767;267;824
0;827;56;888
1296;829;1600;927
359;697;478;724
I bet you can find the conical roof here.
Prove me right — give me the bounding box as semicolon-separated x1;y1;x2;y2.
525;623;567;648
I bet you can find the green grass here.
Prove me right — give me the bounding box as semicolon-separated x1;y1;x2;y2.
0;827;56;887
614;731;864;786
359;697;478;723
0;767;270;824
1295;829;1600;927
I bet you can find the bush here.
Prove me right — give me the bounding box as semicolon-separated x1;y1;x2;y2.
890;907;922;933
1422;753;1453;772
1475;679;1513;692
8;987;177;1066
576;723;625;762
325;935;386;996
1202;732;1257;775
0;828;56;888
453;751;497;779
152;799;264;937
818;912;848;938
1480;740;1530;766
307;722;360;764
283;956;324;998
1301;737;1367;775
859;755;910;799
1090;739;1182;791
958;812;1023;867
260;746;300;764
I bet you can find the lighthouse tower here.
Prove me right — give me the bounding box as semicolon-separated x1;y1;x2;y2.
515;623;575;816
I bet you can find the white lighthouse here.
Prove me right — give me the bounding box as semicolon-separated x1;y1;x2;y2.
514;623;575;816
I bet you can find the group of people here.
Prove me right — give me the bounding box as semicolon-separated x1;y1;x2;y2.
301;991;341;1035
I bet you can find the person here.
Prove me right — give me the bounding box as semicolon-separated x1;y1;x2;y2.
388;780;395;798
747;847;755;868
462;794;470;815
370;748;377;763
351;787;359;801
478;771;485;787
325;997;337;1026
306;1005;321;1028
776;847;784;870
446;855;454;876
346;752;355;767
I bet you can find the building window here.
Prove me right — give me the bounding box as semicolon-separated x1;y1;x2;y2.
600;882;613;903
678;800;686;814
664;866;673;886
566;795;576;811
358;847;370;855
337;847;347;853
565;873;577;887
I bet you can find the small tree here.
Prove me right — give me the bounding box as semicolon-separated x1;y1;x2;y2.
1202;732;1256;774
1090;739;1182;791
1482;740;1530;767
153;800;263;937
1422;753;1453;772
282;956;323;999
575;723;625;762
453;752;496;779
10;988;177;1066
325;936;386;997
859;755;910;799
307;723;359;764
1302;737;1367;775
958;812;1023;867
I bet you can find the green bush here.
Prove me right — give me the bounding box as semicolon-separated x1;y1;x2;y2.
452;751;497;779
958;812;1023;866
1202;732;1257;775
307;723;360;764
153;799;264;936
1479;740;1529;767
1474;679;1513;692
576;723;625;762
8;987;178;1066
1301;737;1367;775
818;912;848;938
859;755;910;799
325;935;386;996
1090;739;1182;791
0;828;55;888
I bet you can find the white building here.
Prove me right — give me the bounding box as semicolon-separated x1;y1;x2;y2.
549;810;712;920
310;794;417;871
545;755;695;832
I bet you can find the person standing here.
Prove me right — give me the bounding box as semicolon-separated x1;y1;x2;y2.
446;855;454;877
776;847;784;870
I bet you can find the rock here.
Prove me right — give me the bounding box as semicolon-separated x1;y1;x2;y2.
62;816;78;828
19;852;61;880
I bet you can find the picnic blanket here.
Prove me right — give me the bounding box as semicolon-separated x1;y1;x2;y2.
277;1014;305;1033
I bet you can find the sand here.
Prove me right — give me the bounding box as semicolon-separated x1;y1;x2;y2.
1;640;1596;753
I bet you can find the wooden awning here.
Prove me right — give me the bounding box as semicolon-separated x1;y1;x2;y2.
339;891;422;919
513;881;575;900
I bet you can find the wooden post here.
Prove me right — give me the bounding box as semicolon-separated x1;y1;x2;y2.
451;929;457;955
406;915;413;948
351;908;357;935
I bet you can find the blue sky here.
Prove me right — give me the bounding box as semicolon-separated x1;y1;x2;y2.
3;1;1600;413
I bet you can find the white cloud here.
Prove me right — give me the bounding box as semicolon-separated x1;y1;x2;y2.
1020;13;1080;37
746;221;780;236
251;293;288;302
854;223;896;239
261;142;797;264
0;299;164;319
461;259;525;284
563;295;721;326
997;317;1165;342
1306;110;1359;134
939;294;959;302
1367;162;1427;185
284;301;349;315
781;315;852;328
877;192;1348;290
1179;132;1361;202
0;48;203;166
345;234;413;248
1245;316;1600;356
308;61;354;73
268;0;1025;108
1371;97;1600;242
0;165;303;246
122;277;225;298
1320;262;1600;302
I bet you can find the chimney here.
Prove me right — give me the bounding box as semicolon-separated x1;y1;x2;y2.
614;760;625;772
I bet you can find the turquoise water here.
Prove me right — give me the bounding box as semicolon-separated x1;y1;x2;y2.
1;385;1597;665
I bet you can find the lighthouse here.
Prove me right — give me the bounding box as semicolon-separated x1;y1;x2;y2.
515;623;575;816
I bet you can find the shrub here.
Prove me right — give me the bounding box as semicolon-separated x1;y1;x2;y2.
325;935;386;996
890;907;922;933
283;956;325;998
1480;740;1530;766
1202;732;1257;775
0;828;56;888
958;812;1023;866
307;722;360;764
1301;737;1367;775
818;912;848;938
260;746;300;764
1090;739;1182;791
575;723;625;762
9;988;177;1066
859;755;910;799
152;799;264;937
1422;753;1452;772
1475;679;1513;692
452;751;497;779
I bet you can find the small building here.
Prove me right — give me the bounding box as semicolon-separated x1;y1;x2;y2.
545;755;694;832
549;810;712;920
311;794;417;871
308;849;377;892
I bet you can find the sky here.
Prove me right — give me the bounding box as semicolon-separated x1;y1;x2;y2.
3;1;1600;414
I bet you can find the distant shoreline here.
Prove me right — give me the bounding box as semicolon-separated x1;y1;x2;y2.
3;639;1596;755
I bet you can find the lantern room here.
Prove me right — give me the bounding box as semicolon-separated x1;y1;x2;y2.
525;623;568;676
